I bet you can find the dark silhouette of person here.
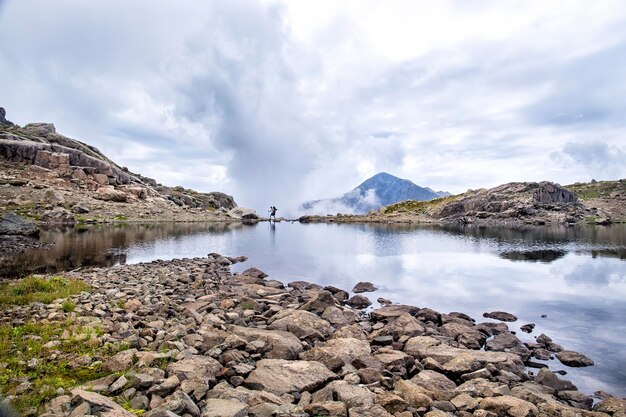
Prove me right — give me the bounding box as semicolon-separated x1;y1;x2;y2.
269;206;277;221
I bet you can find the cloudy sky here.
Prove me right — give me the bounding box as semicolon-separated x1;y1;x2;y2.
1;0;625;214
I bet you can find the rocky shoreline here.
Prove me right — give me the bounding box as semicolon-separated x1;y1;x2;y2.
1;255;624;417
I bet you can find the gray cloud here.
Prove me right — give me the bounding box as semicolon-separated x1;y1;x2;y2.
1;1;626;215
551;140;626;179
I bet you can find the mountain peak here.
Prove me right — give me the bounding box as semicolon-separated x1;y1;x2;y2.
302;172;449;214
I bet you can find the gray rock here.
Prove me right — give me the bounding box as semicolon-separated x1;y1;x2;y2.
535;368;577;392
555;350;594;367
346;294;372;309
482;311;518;322
0;107;14;126
42;207;75;224
103;349;138;372
72;203;90;214
268;309;334;341
201;399;248;417
70;389;135;417
352;282;378;293
370;304;420;321
0;213;39;236
300;291;339;314
244;359;337;395
229;325;303;359
299;337;371;371
166;355;222;383
227;207;258;220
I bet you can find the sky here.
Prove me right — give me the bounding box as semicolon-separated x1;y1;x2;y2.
1;0;625;215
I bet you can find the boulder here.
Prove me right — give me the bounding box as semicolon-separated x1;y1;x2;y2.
555;350;594;367
352;282;378;293
304;401;347;416
96;186;128;202
535;368;577;392
300;290;339;314
42;207;75;224
72;203;90;214
299;337;371;371
370;304;420;321
102;349;138;372
244;359;336;395
201;398;248;417
43;189;65;205
70;389;135;417
268;309;334;341
479;395;538;417
346;295;372;309
0;212;39;236
394;380;433;409
404;336;525;376
348;404;394;417
229;325;303;359
410;370;457;392
227;207;258;220
483;311;518;322
166;355;222;383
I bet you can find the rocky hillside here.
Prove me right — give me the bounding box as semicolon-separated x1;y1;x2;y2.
302;172;446;214
0;107;239;223
302;180;625;225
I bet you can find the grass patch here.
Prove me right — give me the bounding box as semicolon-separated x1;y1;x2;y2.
566;180;626;201
0;319;121;414
61;300;76;313
383;194;460;215
0;275;89;306
113;215;128;221
240;300;256;310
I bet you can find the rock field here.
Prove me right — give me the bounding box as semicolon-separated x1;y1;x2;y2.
1;254;624;417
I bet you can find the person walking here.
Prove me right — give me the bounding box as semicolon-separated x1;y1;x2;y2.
269;206;277;221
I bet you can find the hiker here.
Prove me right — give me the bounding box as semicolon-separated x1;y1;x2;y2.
269;206;277;221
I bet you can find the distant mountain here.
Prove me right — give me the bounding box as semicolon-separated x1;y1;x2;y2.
302;172;448;214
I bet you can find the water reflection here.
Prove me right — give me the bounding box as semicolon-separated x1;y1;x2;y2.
1;222;625;396
0;222;250;277
499;249;567;263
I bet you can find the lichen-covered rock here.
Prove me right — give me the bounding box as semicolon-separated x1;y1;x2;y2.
244;359;336;395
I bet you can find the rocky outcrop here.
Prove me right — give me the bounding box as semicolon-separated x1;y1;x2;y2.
0;108;238;221
433;181;584;224
0;255;619;417
0;213;39;236
0;107;14;126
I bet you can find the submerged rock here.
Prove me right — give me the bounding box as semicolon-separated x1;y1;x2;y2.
482;311;518;322
556;350;594;367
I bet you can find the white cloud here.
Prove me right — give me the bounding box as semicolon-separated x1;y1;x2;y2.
1;0;626;213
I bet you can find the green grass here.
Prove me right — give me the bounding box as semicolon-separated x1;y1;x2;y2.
0;319;122;413
0;276;89;306
61;300;76;313
383;194;460;215
240;300;256;310
567;180;626;201
113;215;128;221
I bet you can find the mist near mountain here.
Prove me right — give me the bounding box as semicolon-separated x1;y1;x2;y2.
301;172;448;214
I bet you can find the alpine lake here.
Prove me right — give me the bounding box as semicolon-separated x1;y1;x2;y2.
2;221;625;397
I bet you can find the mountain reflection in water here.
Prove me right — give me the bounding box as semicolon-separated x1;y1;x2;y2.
0;222;250;278
1;222;625;396
500;249;567;263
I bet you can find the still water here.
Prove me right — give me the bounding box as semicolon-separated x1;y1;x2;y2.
2;222;625;396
